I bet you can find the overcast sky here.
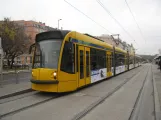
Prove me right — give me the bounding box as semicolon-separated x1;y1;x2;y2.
0;0;161;55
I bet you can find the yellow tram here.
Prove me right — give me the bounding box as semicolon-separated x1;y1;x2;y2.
29;30;140;92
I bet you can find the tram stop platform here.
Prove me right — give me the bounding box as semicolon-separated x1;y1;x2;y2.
0;82;31;99
152;64;161;110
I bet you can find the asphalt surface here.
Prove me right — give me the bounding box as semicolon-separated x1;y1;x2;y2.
129;65;155;120
0;72;31;85
0;65;143;120
0;64;159;120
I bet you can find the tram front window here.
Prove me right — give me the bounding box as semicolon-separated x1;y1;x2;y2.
33;40;62;69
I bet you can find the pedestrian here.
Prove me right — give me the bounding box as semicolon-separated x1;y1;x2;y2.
159;59;161;71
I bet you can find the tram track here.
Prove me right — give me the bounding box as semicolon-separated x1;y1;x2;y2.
128;64;156;120
0;92;66;119
0;88;33;100
128;65;150;120
0;91;38;104
71;66;145;120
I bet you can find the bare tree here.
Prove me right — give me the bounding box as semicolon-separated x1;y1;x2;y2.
0;18;30;68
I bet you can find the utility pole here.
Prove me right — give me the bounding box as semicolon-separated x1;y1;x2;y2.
111;34;120;46
0;37;3;87
58;19;62;29
111;34;119;40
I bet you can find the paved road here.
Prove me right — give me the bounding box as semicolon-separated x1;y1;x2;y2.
1;65;144;120
1;64;159;120
81;64;151;120
0;72;31;85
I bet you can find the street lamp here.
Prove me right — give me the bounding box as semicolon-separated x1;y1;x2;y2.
58;19;62;29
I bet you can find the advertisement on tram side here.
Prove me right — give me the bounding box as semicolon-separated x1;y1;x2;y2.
91;68;107;83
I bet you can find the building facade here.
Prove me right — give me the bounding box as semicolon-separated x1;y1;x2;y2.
13;20;56;66
15;20;56;44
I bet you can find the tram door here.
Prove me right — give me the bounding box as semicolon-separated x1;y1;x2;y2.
107;52;112;77
78;46;90;87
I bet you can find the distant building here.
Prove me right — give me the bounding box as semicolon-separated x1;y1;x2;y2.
97;34;135;54
14;20;56;44
159;49;161;56
97;34;114;46
97;34;126;50
1;20;57;67
14;54;32;65
3;54;32;67
127;44;135;55
154;49;161;64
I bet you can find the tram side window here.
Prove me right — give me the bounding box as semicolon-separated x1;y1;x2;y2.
60;41;75;73
115;54;119;67
33;45;41;68
129;56;134;64
97;50;106;68
90;48;106;70
136;58;138;64
115;53;125;67
90;48;97;70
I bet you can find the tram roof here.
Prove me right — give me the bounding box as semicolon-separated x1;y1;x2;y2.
36;30;70;42
115;47;127;54
36;30;128;53
67;31;113;50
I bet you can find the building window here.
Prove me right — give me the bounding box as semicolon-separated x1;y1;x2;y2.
25;57;27;64
30;56;32;63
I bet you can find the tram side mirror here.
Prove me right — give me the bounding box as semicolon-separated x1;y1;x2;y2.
29;43;35;54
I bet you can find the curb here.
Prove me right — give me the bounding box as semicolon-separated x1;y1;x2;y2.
152;67;161;120
2;71;16;74
0;88;33;100
2;70;31;75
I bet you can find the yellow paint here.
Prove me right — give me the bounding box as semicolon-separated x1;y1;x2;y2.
115;47;127;54
78;45;85;87
58;81;77;92
32;68;57;80
32;83;58;92
107;52;112;77
85;47;91;85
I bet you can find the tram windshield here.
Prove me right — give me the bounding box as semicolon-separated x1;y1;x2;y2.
33;40;62;69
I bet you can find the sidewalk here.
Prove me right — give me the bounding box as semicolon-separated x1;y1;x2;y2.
0;82;32;99
152;64;161;109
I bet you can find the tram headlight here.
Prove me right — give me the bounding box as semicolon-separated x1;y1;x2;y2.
53;72;57;76
53;72;57;79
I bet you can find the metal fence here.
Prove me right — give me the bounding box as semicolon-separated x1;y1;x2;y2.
0;69;31;86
